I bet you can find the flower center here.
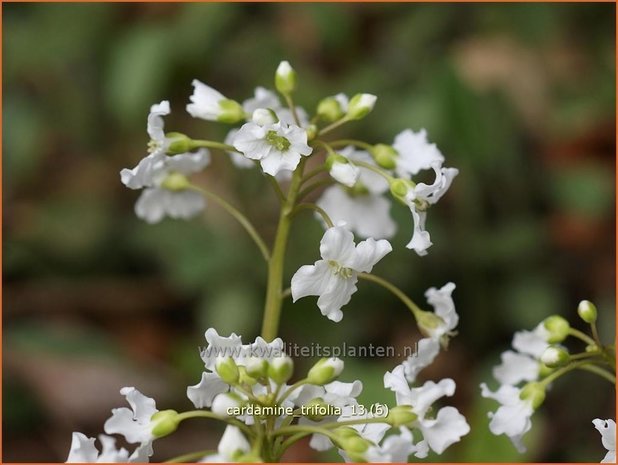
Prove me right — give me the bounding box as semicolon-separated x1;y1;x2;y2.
265;130;291;152
328;260;354;279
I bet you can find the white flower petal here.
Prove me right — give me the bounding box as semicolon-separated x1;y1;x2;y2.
512;323;550;358
186;80;226;121
330;161;360;187
164;149;210;174
291;261;333;302
319;226;357;263
406;207;432;255
417;406;470;454
493;351;539;385
317;273;358;322
187;372;229;408
403;337;440;383
147;100;170;142
345;237;391;273
67;433;98;463
393;129;444;179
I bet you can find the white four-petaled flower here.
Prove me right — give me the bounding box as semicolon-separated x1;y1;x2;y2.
291;226;392;322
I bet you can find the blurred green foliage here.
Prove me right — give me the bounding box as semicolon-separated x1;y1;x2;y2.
4;3;615;462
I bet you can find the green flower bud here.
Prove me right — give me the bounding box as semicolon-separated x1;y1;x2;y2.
520;382;546;410
217;99;245;124
275;61;297;95
578;300;598;324
252;108;278;126
238;367;258;386
246;356;269;379
150;409;179;438
539;362;555;377
215;356;240;385
268;355;294;385
317;96;345;123
346;93;377;120
543;315;570;343
371;144;398;170
389;179;411;199
325;153;349;170
307;357;344;385
540;345;570;368
160;172;191;191
347;182;370;197
303;397;331;421
416;310;446;339
336;428;370;459
306;124;318;141
386;405;418;427
165;132;193;155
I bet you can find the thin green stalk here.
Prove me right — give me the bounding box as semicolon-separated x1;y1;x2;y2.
353;160;395;183
568;328;597;347
284;95;301;127
277;431;312;457
298;179;335;201
261;159;306;340
301;166;328;185
190;185;270;261
175;410;252;435
577;364;616;384
358;272;424;319
539;361;590;387
267;175;287;203
164;449;214;463
191;140;239;152
277;379;308;404
328;139;374;152
290;203;334;227
318;117;350;136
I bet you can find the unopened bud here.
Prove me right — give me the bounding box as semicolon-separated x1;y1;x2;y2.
211;392;242;417
218;99;245;124
165;132;193;154
520;382;546;410
386;405;418;427
151;409;179;438
252;108;278;126
543;315;570;344
347;93;377;120
161;172;190;191
268;355;294;385
317;96;345;123
246;356;269;379
541;346;570;368
371;144;398;170
275;61;297;95
307;357;344;385
215;356;240;385
389;179;411;199
578;300;598;324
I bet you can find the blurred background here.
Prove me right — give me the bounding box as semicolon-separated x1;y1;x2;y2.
3;2;616;462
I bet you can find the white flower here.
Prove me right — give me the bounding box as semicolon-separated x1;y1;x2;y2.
593;419;616;463
421;282;459;341
202;426;252;462
366;427;429;462
384;364;470;454
329;159;360;187
347;93;377;120
120;101;171;190
291;226;392;322
66;433;150;463
104;387;157;455
402;337;440;383
225;129;255;169
186;372;229;409
480;383;534;453
403;162;458;255
232;121;312;176
392;129;445;179
493;350;540;386
186;80;243;123
132;150;210;224
317;186;395;240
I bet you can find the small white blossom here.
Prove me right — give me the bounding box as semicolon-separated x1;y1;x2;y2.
329;159;360;187
66;433;149;463
392;129;445;179
593;419;616;463
421;282;459;341
202;426;252;462
186;80;243;123
403;162;458;256
384;364;470;454
480;383;534;453
291;226;392;322
232;121;312;176
103;387;157;456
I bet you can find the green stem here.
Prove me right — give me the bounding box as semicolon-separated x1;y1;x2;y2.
353;160;395;183
191;140;239;152
328;139;374;152
278;431;311;457
290;203;334;227
301;166;328;185
190;185;270;261
318;117;350;136
358;272;424;318
577;364;616;384
277;379;308;404
274;416;387;437
267;176;287;203
164;449;214;463
261;159;306;340
568;328;597;347
175;410;253;435
539;361;590;387
284;95;302;127
298;179;335;201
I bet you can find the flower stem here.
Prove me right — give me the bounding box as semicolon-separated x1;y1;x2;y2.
298;179;335;201
175;410;253;435
353;160;395;183
577;364;616;384
328;139;374;152
190;185;270;261
191;140;239;152
164;449;214;463
318;117;350;136
568;328;597;347
290;203;334;227
358;272;424;319
261;159;306;341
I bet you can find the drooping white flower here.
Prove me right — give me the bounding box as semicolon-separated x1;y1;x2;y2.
291;226;392;322
186;80;243;123
104;387;158;455
329;158;360;187
131;150;210;224
120;101;171;190
480;383;534;453
384;364;470;454
419;282;459;341
403;162;458;256
202;426;252;462
232;120;312;176
402;337;440;383
392;129;445;179
593;419;616;463
66;433;149;463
